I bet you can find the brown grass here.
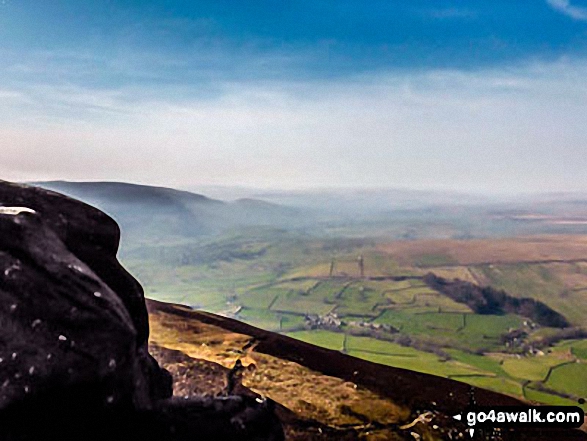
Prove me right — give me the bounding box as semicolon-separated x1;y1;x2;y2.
377;235;587;267
148;310;411;428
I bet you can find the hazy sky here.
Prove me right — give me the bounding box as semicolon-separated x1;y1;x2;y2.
2;0;587;194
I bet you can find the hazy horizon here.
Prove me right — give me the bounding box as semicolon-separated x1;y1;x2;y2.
30;179;587;205
3;1;587;194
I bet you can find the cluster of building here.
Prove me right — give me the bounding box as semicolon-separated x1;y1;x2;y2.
304;313;397;334
347;320;397;333
304;312;343;329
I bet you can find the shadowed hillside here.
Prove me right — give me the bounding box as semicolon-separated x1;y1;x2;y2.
33;181;303;242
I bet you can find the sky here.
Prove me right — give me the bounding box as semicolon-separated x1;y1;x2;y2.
1;0;587;194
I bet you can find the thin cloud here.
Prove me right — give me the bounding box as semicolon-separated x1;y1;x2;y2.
547;0;587;21
0;89;22;99
427;8;478;19
3;59;587;194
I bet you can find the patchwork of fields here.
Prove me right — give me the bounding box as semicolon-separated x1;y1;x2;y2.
125;234;587;411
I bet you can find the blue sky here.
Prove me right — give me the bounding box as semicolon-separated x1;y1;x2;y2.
2;1;587;193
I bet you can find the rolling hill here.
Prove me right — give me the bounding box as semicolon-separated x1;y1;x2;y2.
33;181;303;242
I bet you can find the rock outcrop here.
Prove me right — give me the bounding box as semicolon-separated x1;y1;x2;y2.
0;181;282;441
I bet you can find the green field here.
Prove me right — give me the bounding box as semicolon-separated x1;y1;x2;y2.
545;362;587;398
464;376;525;397
237;308;282;331
348;350;493;377
445;350;508;376
501;356;566;382
346;336;422;355
271;292;336;315
286;330;345;351
524;387;582;407
463;314;524;337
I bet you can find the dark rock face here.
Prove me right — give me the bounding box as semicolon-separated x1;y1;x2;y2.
0;181;282;441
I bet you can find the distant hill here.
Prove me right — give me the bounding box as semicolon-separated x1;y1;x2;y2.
32;181;303;242
32;181;587;247
234;198;282;208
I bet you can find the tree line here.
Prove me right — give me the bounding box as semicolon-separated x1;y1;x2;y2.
423;273;569;328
